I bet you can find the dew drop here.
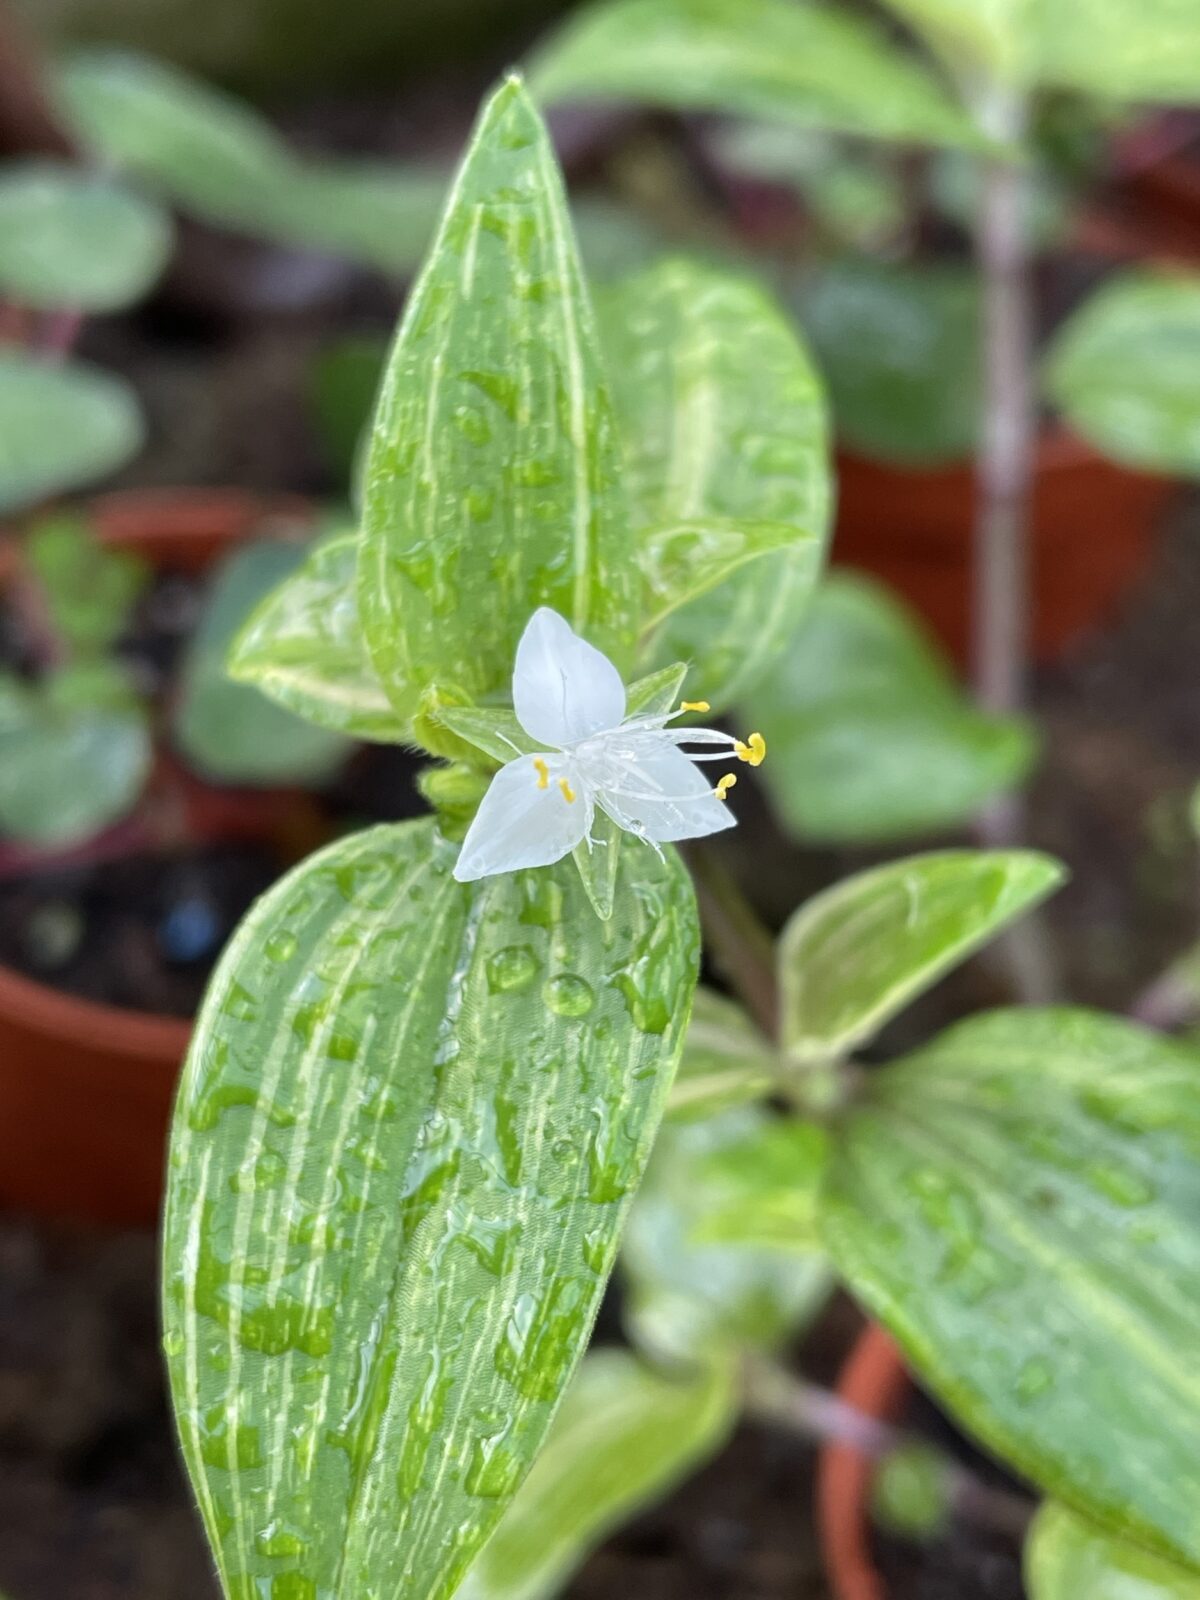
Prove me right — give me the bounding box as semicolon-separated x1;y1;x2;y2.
543;973;595;1018
264;930;299;963
486;944;539;994
1015;1358;1055;1401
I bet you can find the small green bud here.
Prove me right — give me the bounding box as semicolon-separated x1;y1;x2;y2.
870;1441;952;1540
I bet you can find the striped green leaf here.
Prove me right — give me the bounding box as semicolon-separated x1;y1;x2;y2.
359;75;637;711
597;258;831;708
0;353;143;513
0;161;172;312
820;1008;1200;1570
530;0;980;149
228;532;408;740
458;1349;736;1600
163;818;698;1600
175;542;353;786
778;850;1066;1062
1027;1503;1200;1600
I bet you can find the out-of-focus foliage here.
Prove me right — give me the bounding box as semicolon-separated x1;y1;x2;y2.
750;573;1035;842
1027;1503;1200;1600
0;354;143;513
1045;272;1200;477
0;161;172;311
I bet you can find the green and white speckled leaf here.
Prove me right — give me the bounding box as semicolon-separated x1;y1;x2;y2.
820;1008;1200;1571
778;850;1066;1062
0;353;143;513
530;0;980;149
0;161;172;312
359;76;637;711
598;258;831;709
1027;1503;1200;1600
163;818;699;1600
458;1349;735;1600
228;532;408;740
666;986;776;1123
1044;273;1200;479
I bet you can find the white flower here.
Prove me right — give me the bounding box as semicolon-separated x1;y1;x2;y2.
453;607;765;882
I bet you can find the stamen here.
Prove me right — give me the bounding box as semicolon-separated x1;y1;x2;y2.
559;777;577;804
735;731;767;767
680;699;710;713
715;773;737;800
533;757;550;790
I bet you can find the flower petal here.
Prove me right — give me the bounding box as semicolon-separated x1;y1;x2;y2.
599;737;735;843
513;607;626;748
453;753;593;881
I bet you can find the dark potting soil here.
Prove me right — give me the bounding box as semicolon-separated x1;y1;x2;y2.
0;844;283;1017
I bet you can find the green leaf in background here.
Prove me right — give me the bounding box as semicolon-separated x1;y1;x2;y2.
1027;1503;1200;1600
597;258;831;708
930;149;1071;252
752;573;1035;842
359;75;637;711
0;353;143;514
1044;272;1200;478
667;985;776;1122
0;662;150;844
0;160;172;312
163;818;698;1600
457;1349;736;1600
623;1106;830;1364
175;540;353;784
877;0;1200;103
778;850;1066;1062
58;50;444;276
820;1008;1200;1570
530;0;980;150
25;514;149;655
228;532;407;740
796;259;980;467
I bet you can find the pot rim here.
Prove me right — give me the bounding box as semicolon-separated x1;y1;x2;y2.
817;1321;911;1600
0;483;315;1056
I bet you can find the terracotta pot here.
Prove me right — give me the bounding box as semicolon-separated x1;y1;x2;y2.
817;1323;911;1600
0;487;314;1227
834;429;1175;667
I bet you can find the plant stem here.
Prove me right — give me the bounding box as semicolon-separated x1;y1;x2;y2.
686;843;779;1040
971;86;1060;1004
745;1357;1033;1540
972;85;1033;742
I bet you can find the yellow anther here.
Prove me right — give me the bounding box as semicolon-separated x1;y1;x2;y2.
680;699;710;713
532;757;550;790
559;777;577;804
735;731;767;767
715;772;737;801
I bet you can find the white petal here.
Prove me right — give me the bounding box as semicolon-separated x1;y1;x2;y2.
453;753;593;882
598;736;736;844
513;607;626;748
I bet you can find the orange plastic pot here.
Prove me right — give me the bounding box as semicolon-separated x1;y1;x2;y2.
817;1323;911;1600
834;429;1175;667
0;487;314;1227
